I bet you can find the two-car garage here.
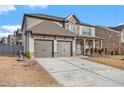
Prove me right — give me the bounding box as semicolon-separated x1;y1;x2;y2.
34;39;72;58
28;20;76;58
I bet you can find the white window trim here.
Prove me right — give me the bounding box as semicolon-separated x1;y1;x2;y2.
68;24;77;33
80;26;92;36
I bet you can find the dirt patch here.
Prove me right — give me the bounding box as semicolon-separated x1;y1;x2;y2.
0;56;61;87
83;56;124;70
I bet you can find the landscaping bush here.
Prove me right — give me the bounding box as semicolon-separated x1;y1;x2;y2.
24;51;31;59
101;48;104;52
98;48;102;55
115;50;118;55
111;49;118;55
105;48;108;55
90;48;93;55
111;50;114;55
94;47;98;53
85;48;90;55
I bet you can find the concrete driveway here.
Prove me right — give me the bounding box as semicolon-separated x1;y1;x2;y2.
36;57;124;87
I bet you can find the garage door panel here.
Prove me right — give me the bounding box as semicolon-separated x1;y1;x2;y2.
34;40;53;58
57;41;72;57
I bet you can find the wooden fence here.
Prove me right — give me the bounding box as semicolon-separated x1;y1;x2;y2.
0;44;23;56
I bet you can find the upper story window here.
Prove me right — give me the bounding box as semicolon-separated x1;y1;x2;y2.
123;32;124;40
83;27;91;36
121;30;124;42
68;24;77;33
80;26;92;36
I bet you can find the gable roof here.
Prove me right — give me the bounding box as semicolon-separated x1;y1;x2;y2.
29;21;76;37
21;13;95;31
64;14;80;22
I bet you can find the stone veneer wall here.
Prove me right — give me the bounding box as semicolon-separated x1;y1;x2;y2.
28;34;76;58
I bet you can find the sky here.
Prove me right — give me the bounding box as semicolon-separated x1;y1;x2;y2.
0;5;124;37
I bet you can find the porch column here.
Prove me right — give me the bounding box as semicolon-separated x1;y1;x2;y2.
83;38;86;55
100;40;102;48
93;39;95;48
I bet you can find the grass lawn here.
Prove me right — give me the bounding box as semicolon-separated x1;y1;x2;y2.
0;56;60;87
83;55;124;70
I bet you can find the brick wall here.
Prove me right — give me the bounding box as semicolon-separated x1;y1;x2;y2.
95;27;120;54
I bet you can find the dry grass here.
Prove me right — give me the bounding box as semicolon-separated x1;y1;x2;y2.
83;55;124;70
0;56;61;87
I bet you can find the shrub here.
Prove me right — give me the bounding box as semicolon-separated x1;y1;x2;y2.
115;50;118;55
101;48;104;52
111;50;114;55
98;48;102;54
24;51;31;59
85;48;89;55
90;48;93;54
94;47;98;53
105;48;108;55
111;49;118;55
111;49;116;55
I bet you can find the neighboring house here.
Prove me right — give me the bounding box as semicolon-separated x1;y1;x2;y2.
110;25;124;54
1;37;8;45
0;37;2;45
22;13;103;58
7;35;15;45
14;29;22;45
95;26;120;54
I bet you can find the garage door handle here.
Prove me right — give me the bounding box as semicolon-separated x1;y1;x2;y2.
43;49;45;51
63;49;66;52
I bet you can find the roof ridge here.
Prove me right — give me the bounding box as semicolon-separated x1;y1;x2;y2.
96;25;120;33
25;13;64;20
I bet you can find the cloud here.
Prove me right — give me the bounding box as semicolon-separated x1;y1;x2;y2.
116;23;124;26
0;5;16;14
29;5;48;9
0;25;21;37
0;25;21;32
0;32;13;37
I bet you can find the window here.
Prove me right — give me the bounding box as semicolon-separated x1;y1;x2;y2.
80;26;92;36
68;24;77;33
121;31;124;41
123;33;124;40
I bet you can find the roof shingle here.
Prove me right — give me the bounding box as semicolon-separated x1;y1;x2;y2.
29;21;76;37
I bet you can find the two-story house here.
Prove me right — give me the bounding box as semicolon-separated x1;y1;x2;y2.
7;35;15;45
95;26;120;54
14;29;22;45
21;13;103;58
1;37;8;45
110;25;124;54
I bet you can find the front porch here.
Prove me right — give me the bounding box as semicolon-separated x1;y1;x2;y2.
76;36;103;55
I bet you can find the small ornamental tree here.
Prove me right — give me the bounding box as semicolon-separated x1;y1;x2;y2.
24;51;31;59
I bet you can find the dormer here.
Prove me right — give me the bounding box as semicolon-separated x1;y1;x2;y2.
64;14;80;24
64;14;80;34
